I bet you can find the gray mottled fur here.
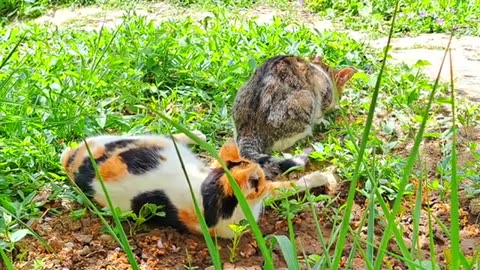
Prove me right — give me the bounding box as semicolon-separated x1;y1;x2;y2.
232;55;355;179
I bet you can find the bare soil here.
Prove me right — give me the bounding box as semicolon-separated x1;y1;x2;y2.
10;135;480;269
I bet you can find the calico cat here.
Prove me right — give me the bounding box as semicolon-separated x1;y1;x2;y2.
60;131;336;238
232;55;356;179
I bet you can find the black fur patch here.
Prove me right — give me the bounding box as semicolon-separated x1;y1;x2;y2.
278;158;299;173
256;155;271;165
249;176;260;192
74;155;109;196
104;139;136;153
201;168;238;227
66;147;80;168
119;146;162;174
226;160;248;169
131;190;187;231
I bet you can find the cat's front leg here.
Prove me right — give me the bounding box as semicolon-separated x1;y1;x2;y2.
266;166;338;196
295;167;338;193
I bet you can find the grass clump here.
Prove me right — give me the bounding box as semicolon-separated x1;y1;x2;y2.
0;0;98;23
306;0;480;36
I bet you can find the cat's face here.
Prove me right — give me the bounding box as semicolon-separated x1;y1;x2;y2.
310;55;356;96
210;139;268;200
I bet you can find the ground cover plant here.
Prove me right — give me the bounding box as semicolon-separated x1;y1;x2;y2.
0;0;94;24
306;0;480;36
1;0;480;269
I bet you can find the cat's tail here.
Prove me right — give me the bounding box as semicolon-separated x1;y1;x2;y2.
236;137;311;180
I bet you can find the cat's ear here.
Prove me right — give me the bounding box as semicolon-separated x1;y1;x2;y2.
219;138;241;162
335;67;356;88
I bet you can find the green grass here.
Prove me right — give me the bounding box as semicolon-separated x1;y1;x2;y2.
0;0;96;23
1;1;480;269
306;0;480;36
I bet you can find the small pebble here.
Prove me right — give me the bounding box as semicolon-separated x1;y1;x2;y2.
171;245;180;252
73;233;93;243
157;240;164;249
78;245;91;256
100;234;114;242
460;238;477;253
40;224;53;233
64;242;75;249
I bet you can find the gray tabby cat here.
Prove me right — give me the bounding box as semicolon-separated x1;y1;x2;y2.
232;55;356;179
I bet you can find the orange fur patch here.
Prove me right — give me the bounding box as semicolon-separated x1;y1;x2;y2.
246;169;268;200
68;146;87;174
218;138;241;162
61;149;73;174
92;145;106;159
97;155;128;182
93;194;108;207
178;209;200;233
219;174;235;196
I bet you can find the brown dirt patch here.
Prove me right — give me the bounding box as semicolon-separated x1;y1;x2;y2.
11;169;480;270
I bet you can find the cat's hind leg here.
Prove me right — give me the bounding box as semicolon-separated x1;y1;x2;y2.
172;130;207;145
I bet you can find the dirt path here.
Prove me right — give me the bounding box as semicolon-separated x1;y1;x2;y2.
16;1;480;103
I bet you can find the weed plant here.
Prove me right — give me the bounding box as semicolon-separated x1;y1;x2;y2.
306;0;480;36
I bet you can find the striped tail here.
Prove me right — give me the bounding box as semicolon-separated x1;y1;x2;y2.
236;137;310;180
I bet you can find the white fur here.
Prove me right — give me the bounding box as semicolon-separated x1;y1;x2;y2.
68;133;267;238
296;171;332;188
66;133;337;238
271;126;312;151
308;62;333;87
89;135;208;212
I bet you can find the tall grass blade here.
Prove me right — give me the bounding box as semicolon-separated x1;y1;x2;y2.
83;142;141;269
331;0;401;267
153;110;274;269
284;198;300;269
426;198;437;270
347;209;368;269
67;181;128;256
170;134;222;269
447;41;463;270
0;206;56;255
307;192;331;268
366;151;377;265
411;168;425;259
0;36;24;69
266;235;299;270
0;247;14;270
374;33;455;270
431;211;471;267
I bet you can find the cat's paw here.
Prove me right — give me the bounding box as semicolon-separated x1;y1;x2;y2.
190;130;207;142
173;130;206;145
298;170;338;193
